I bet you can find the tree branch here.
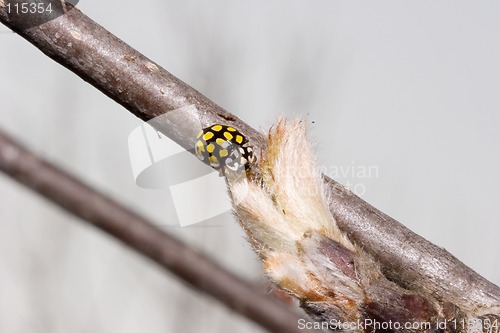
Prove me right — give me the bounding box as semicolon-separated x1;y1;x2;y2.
1;0;498;324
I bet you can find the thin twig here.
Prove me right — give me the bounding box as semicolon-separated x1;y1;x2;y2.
0;126;316;333
1;0;499;319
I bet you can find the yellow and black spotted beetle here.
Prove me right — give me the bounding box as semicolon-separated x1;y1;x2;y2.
195;124;256;174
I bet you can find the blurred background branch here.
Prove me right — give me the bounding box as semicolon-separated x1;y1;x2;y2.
0;124;315;333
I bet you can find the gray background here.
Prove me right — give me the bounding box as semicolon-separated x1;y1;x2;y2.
1;1;499;332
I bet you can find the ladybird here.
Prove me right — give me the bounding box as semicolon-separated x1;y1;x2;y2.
195;124;256;173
